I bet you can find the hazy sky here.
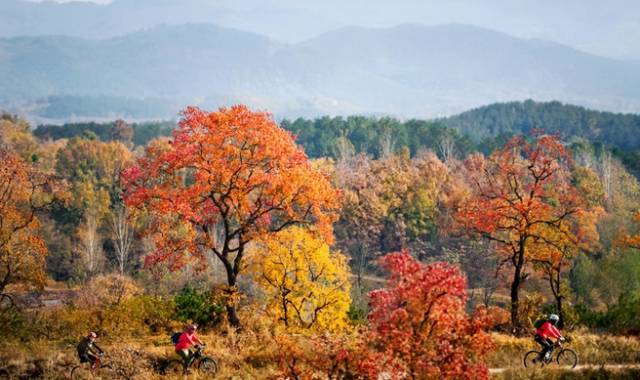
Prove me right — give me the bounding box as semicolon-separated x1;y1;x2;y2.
28;0;112;3
13;0;640;59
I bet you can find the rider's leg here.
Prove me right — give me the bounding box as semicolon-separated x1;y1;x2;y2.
544;338;554;359
88;354;98;370
79;354;90;364
185;348;196;368
177;349;190;368
534;335;552;359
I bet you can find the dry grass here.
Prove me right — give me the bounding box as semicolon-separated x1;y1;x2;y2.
0;329;283;379
493;368;640;380
2;329;640;379
488;331;640;368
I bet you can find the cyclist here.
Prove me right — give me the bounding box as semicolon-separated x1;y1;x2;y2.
534;314;564;361
77;331;105;370
175;324;205;373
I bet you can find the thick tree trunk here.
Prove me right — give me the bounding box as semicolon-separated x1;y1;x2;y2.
224;268;242;328
226;304;241;328
223;249;243;330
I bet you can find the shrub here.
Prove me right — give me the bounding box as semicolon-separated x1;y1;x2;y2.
172;286;225;328
346;304;367;325
78;274;142;308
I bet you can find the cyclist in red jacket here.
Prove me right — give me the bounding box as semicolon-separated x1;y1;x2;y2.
175;324;205;373
535;314;565;361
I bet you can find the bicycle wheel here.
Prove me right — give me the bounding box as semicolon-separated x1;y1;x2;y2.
163;359;185;375
98;364;117;378
556;348;578;369
70;365;93;380
523;350;544;368
197;357;218;374
0;368;11;380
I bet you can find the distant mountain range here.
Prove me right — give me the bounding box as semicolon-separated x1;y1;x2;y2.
1;23;640;122
4;0;640;60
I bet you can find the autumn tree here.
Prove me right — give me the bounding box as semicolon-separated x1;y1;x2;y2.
335;149;457;285
334;154;386;289
0;149;64;294
55;137;134;276
109;205;134;275
455;135;586;329
570;155;640;309
361;251;493;380
109;119;133;145
249;226;351;331
0;114;38;161
529;167;604;326
122;105;340;327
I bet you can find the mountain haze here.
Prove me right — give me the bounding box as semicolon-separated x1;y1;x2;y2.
2;23;640;121
4;0;640;60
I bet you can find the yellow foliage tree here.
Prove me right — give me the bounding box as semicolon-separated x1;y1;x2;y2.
249;227;351;332
0;115;38;160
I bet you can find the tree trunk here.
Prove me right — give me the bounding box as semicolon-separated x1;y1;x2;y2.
226;304;241;328
510;266;522;331
555;268;565;329
556;295;564;329
510;241;526;331
224;259;242;329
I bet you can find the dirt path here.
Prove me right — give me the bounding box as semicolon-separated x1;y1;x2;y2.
489;363;640;374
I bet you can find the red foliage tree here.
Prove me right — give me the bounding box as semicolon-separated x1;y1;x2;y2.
360;251;493;380
454;135;585;329
122;105;340;327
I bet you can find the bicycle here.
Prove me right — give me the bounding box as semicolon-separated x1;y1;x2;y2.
523;340;578;369
163;345;218;375
70;354;117;379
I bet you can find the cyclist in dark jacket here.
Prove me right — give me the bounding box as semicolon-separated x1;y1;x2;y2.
77;332;105;369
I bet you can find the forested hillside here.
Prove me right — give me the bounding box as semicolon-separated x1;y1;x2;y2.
442;100;640;173
442;100;640;148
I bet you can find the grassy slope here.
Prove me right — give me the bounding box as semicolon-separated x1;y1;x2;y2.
1;332;639;379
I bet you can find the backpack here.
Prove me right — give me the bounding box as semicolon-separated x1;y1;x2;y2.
533;319;546;329
170;332;182;345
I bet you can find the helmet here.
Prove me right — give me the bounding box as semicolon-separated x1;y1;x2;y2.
187;324;198;332
88;332;98;339
549;314;560;325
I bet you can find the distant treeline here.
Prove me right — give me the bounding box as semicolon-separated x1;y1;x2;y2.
281;116;476;159
33;100;640;172
35;116;478;160
35;120;176;147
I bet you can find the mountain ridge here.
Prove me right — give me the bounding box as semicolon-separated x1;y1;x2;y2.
2;22;640;121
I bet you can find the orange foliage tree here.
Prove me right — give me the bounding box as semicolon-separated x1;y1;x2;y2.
455;135;587;329
0;149;64;294
122;105;340;327
360;251;493;380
